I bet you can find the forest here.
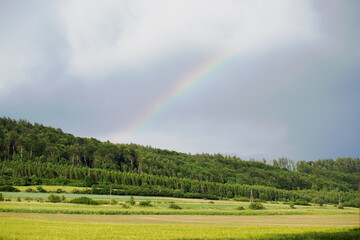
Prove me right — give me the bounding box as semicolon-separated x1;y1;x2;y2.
0;117;359;206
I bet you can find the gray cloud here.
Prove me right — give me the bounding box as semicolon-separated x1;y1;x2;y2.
0;0;359;161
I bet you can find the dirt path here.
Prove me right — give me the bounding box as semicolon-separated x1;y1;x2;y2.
0;213;358;226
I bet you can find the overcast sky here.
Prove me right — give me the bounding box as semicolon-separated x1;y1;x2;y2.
1;0;359;161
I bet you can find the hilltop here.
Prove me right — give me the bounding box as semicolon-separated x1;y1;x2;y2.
0;117;359;205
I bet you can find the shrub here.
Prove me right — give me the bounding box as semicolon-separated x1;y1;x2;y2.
25;188;33;192
0;185;20;192
343;200;358;208
69;197;99;205
139;200;152;207
110;198;117;205
25;197;33;202
249;202;265;210
121;203;130;209
35;197;44;202
127;196;136;206
17;197;21;202
61;195;66;202
72;189;80;194
56;188;63;193
0;193;4;201
233;197;249;202
37;186;47;193
209;201;215;204
295;199;310;206
338;204;344;209
289;203;296;209
48;194;61;203
236;206;245;210
169;203;182;209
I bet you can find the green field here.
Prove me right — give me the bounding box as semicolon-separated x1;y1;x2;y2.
1;188;359;239
0;214;359;240
1;193;358;216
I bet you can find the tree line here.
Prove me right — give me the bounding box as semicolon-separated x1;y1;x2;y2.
0;117;359;205
0;160;358;206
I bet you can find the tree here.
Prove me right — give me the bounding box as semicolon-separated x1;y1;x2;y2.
84;175;93;187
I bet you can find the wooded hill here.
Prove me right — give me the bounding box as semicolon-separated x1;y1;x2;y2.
0;117;359;206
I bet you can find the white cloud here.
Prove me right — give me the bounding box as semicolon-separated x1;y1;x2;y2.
59;0;319;78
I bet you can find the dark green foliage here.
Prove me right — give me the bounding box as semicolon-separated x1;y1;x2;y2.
0;193;4;201
72;189;80;194
47;194;61;203
110;198;117;205
295;199;311;206
37;186;46;193
121;203;130;209
0;117;359;206
169;203;182;209
343;200;358;208
289;203;295;209
139;200;152;207
61;195;66;201
338;204;344;209
236;206;245;210
127;196;136;206
25;188;33;192
1;117;359;193
24;197;33;202
0;185;20;192
226;191;234;198
69;197;99;205
249;202;265;210
84;176;93;187
234;197;250;202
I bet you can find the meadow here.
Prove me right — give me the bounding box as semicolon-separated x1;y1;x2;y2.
1;186;359;239
0;215;359;240
1;190;358;216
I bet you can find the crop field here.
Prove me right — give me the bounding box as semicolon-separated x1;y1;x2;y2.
0;214;359;240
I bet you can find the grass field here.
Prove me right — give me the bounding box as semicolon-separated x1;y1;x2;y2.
0;214;359;240
0;193;358;216
1;187;360;239
1;200;358;216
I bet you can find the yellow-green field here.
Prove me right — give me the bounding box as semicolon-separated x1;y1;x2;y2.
0;214;359;240
0;198;358;216
13;185;91;193
0;212;358;226
1;187;359;239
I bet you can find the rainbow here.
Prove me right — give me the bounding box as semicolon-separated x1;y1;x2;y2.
116;46;240;142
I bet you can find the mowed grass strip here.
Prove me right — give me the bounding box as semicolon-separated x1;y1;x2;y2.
0;217;359;240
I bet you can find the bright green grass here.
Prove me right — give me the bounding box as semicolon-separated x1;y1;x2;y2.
0;217;359;240
14;185;90;193
0;200;357;216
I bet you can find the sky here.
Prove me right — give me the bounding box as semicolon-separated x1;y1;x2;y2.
0;0;359;162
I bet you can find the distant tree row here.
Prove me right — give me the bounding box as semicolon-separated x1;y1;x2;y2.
0;160;358;206
0;117;359;192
